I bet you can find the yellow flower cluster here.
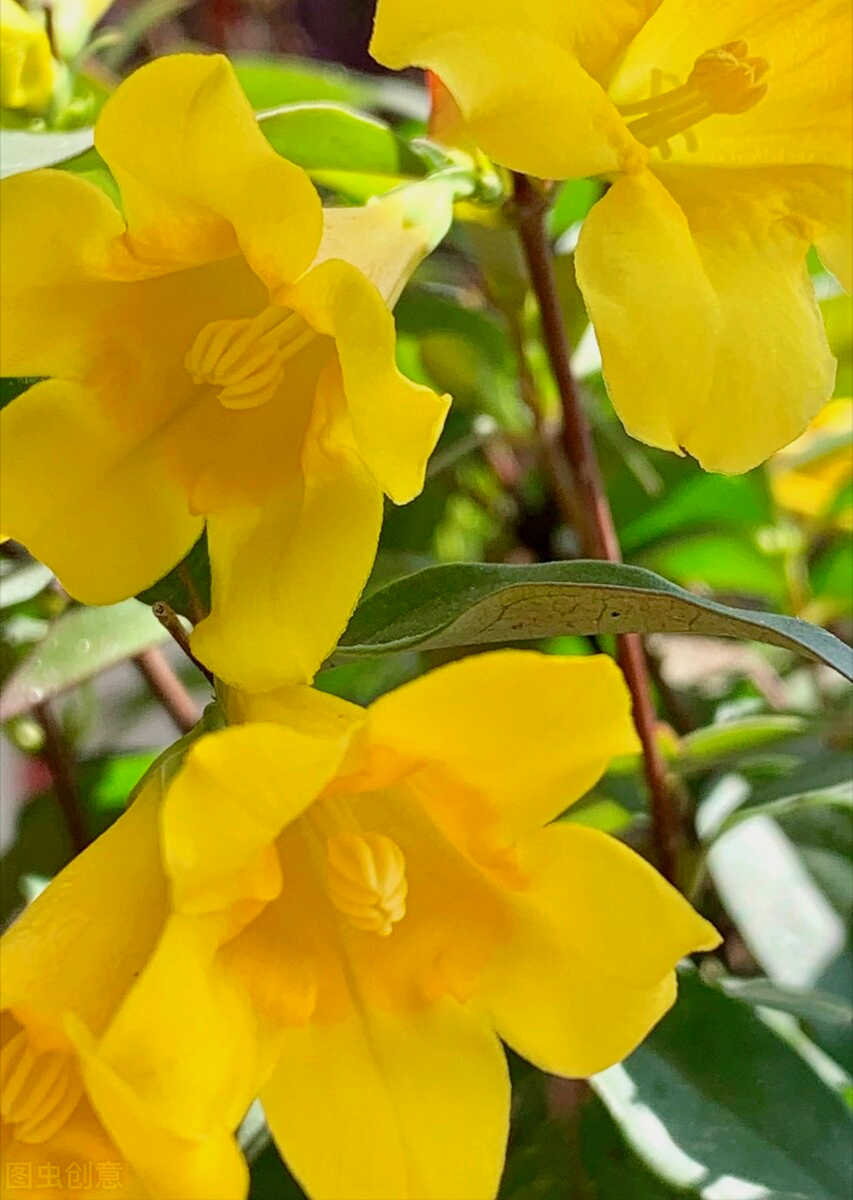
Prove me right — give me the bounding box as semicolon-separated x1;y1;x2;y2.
2;0;848;1188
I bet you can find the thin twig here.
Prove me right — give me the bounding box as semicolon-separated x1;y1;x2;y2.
511;172;681;882
34;703;88;855
134;647;201;733
176;561;208;626
152;601;215;685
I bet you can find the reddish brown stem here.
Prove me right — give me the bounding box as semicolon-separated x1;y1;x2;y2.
34;703;88;856
152;601;215;685
512;173;680;881
134;647;201;734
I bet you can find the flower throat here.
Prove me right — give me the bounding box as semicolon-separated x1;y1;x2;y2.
185;304;317;410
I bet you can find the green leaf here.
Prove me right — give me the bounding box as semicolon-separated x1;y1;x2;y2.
639;530;788;606
0;561;54;609
579;1097;704;1200
57;144;121;206
336;561;853;681
811;538;853;613
713;783;853;841
679;716;811;767
0;600;170;721
249;1142;307;1200
0;751;155;923
257;103;425;178
0;793;72;924
593;971;853;1199
233;54;426;120
715;976;853;1027
0;127;93;177
620;471;773;555
548;178;603;240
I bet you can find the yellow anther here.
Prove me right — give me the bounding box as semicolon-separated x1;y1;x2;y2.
618;41;769;158
687;42;769;114
325;830;408;937
0;1028;83;1144
185;305;316;410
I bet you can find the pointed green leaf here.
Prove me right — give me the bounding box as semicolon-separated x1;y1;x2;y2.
337;561;853;681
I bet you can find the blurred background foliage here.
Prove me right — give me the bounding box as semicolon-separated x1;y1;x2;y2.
1;1;851;1197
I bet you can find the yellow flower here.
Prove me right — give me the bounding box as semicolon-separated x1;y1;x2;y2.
371;0;852;472
0;0;54;111
770;396;853;530
0;778;249;1199
0;53;449;691
113;651;719;1200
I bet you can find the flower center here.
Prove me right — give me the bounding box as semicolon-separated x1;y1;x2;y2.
309;798;408;937
617;40;769;158
0;1028;83;1144
185;304;316;411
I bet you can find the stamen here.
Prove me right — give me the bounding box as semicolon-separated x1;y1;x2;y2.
0;1028;83;1144
325;830;408;937
618;40;769;157
185;305;316;411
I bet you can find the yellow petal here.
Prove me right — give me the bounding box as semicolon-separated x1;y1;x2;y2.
315;190;449;309
366;651;639;846
575;169;720;458
609;0;852;171
94;54;322;283
815;170;852;292
162;724;353;914
192;376;384;689
370;0;657;89
1;778;167;1039
0;170;126;379
479;823;720;1078
660;164;838;470
89;916;258;1130
576;167;837;471
0;1097;147;1199
0;379;203;604
227;678;364;735
262;997;509;1200
284;260;450;504
0;0;54;111
71;935;251;1200
373;19;639;180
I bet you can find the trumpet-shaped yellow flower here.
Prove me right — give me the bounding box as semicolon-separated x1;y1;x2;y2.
0;0;54;111
0;778;251;1200
371;0;852;473
0;53;449;690
104;652;719;1200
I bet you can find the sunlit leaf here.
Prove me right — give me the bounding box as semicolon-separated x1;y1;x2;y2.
0;127;94;178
